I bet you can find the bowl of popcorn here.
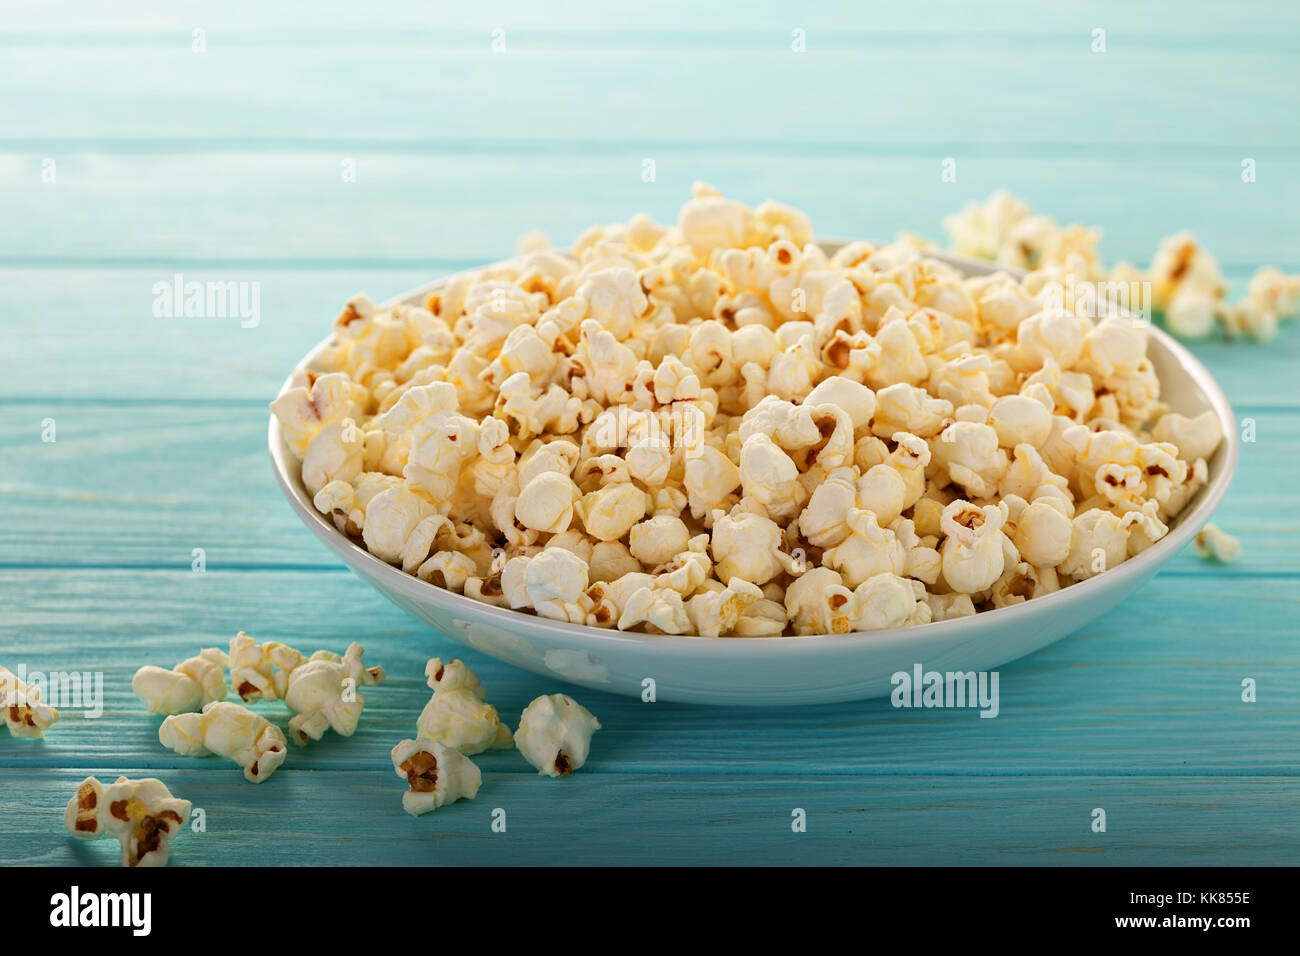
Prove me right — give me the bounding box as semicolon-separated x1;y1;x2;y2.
268;185;1237;705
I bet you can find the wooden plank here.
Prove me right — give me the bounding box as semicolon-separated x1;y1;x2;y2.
4;153;1297;269
1;564;1295;778
1;405;1295;569
4;0;1296;39
1;45;1296;150
3;770;1297;865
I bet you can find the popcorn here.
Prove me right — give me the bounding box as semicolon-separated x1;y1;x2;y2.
822;509;906;587
64;775;191;867
417;686;513;754
283;643;385;745
629;515;691;566
1246;266;1300;319
685;578;766;636
829;573;926;631
617;582;692;633
931;421;1008;499
1059;509;1136;581
1166;284;1218;339
1152;410;1223;464
271;371;367;459
391;738;482;815
524;547;589;605
1008;499;1073;569
872;383;953;439
514;694;601;777
1194;523;1241;563
711;511;800;586
1;664;59;738
515;471;582;535
738;433;803;520
281;187;1225;637
132;647;228;715
926;591;977;622
228;631;298;702
159;700;288;783
1149;232;1224;311
576;482;647;541
987;393;1052;448
425;656;486;699
784;567;849;634
939;500;1009;593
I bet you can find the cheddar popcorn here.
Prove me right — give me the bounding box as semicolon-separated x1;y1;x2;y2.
272;186;1227;636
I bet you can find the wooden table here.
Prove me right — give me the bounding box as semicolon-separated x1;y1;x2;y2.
3;0;1297;865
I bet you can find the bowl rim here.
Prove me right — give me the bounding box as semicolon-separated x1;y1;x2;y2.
267;245;1239;654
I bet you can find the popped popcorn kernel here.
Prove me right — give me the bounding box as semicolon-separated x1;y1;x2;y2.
159;700;287;783
391;738;482;815
514;693;601;777
63;775;191;867
1194;523;1241;563
1;664;60;738
132;647;228;715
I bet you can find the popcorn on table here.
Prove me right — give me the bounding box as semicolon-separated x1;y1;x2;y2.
1;664;59;738
64;775;191;867
159;700;288;783
272;185;1229;637
1194;523;1241;563
283;642;384;745
391;738;483;816
514;693;601;777
414;655;513;756
132;647;228;715
944;191;1300;342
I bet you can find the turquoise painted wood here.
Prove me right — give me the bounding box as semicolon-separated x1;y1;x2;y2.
2;0;1297;866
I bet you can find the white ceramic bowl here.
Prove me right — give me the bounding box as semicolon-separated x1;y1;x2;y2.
269;247;1238;705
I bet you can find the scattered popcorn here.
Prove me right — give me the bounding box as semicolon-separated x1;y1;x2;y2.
132;647;228;715
272;188;1229;637
514;693;601;777
283;642;384;745
1194;523;1241;563
425;656;486;699
159;700;288;783
416;688;513;755
0;664;59;738
227;631;351;704
942;191;1298;342
391;738;482;815
64;775;191;867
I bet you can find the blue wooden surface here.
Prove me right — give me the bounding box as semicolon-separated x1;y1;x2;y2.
2;0;1297;866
